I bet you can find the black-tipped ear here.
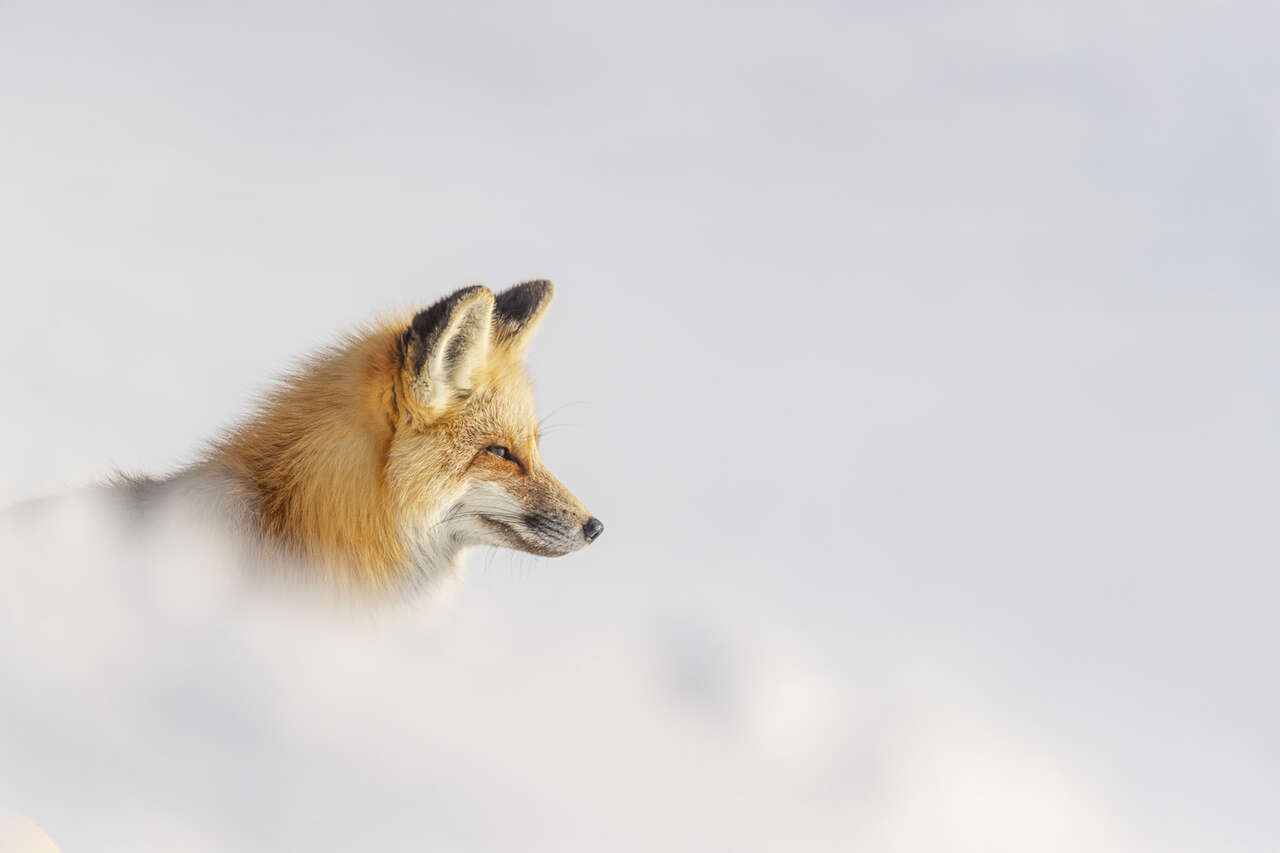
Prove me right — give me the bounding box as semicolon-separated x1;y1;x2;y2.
493;280;554;357
403;286;495;411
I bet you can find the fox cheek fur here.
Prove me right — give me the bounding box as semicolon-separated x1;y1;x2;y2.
198;279;602;592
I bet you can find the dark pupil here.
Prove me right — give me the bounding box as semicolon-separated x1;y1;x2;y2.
490;446;509;459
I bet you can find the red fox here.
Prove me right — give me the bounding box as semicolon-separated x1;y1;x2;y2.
118;280;603;593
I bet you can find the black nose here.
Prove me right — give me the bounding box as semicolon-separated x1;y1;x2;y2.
582;517;604;543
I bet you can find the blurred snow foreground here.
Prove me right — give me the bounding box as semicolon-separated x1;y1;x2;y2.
4;489;1130;853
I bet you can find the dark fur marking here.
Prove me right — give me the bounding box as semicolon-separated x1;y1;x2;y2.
494;280;552;337
403;285;488;379
386;379;400;433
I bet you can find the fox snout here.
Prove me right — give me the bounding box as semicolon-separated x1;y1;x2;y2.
450;471;601;560
503;481;603;557
517;506;604;554
519;471;602;555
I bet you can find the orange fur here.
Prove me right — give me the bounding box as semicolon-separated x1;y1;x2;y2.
208;321;410;588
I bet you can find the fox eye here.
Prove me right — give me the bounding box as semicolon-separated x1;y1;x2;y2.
486;445;513;461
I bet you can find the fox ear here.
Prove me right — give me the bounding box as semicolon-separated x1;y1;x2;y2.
493;280;554;358
403;286;495;411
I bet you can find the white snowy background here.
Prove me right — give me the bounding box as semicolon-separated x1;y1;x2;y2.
1;1;1278;850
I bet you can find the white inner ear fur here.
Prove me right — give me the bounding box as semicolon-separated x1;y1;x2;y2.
423;296;492;409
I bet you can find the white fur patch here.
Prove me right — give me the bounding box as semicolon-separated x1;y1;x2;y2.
402;479;584;586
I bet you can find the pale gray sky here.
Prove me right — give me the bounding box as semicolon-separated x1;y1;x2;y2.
1;1;1278;850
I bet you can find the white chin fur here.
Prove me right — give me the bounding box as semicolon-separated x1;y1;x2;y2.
403;481;579;581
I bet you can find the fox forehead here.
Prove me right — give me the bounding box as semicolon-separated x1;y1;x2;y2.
435;364;541;447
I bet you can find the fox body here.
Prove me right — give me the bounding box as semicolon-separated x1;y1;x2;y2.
123;280;602;593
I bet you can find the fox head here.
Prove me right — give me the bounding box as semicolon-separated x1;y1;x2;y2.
385;281;603;574
205;279;600;591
